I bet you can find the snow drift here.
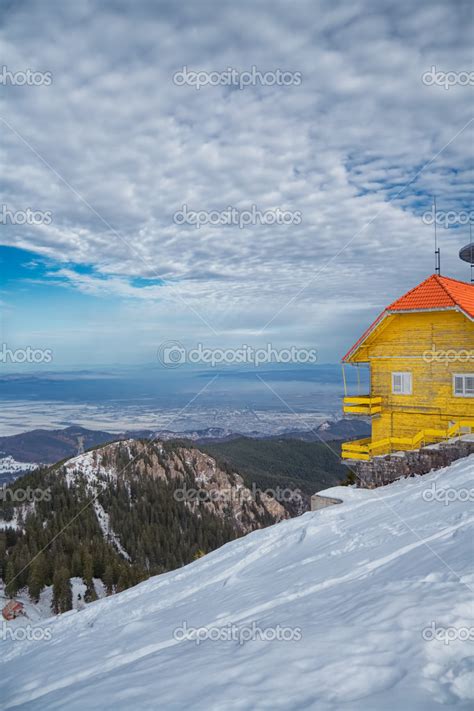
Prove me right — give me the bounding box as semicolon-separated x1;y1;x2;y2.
1;455;473;710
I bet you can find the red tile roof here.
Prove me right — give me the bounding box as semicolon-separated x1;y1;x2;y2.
388;275;474;319
3;601;23;611
343;274;474;362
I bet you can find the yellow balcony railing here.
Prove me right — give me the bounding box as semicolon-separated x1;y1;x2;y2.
343;395;382;416
341;420;474;462
340;437;372;461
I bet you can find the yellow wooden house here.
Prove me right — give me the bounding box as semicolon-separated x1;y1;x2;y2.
341;274;474;461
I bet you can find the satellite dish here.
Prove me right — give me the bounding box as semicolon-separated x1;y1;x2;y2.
459;243;474;264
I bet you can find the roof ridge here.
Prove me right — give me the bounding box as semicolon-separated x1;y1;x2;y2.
433;274;457;305
438;274;474;289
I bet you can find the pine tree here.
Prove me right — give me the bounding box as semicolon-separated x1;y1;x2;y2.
103;564;115;595
82;550;94;586
4;560;17;598
52;567;72;614
28;554;46;602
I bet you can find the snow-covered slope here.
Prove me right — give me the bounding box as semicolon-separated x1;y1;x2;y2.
1;456;473;710
0;455;38;477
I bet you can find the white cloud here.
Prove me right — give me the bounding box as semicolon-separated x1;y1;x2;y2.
0;0;472;359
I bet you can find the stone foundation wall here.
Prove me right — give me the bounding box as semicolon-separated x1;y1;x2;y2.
348;439;474;488
310;494;343;512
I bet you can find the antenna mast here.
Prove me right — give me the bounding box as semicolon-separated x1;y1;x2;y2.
470;222;473;284
434;196;441;275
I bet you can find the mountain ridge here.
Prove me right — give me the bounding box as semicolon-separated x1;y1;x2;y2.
1;438;289;612
0;419;370;473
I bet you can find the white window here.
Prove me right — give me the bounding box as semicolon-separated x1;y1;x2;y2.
392;372;412;395
453;374;474;398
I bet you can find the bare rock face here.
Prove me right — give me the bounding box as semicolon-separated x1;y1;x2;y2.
64;439;289;537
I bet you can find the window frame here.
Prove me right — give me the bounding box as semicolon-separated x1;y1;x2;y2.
392;371;413;396
453;373;474;398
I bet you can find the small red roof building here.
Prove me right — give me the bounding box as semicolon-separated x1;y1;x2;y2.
2;600;25;621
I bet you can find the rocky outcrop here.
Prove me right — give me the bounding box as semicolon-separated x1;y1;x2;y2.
65;439;289;537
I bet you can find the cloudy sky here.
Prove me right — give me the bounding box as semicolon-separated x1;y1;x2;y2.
1;0;473;366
